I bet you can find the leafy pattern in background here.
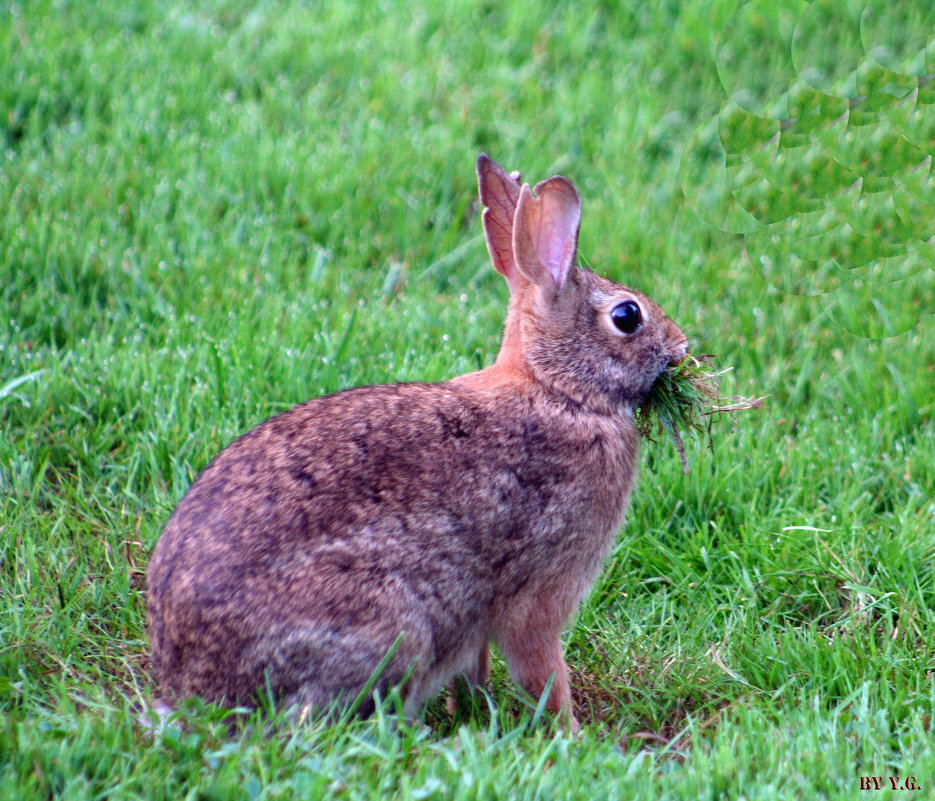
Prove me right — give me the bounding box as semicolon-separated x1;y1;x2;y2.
681;0;935;338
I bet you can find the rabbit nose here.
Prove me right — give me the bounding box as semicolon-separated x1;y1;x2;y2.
667;338;689;367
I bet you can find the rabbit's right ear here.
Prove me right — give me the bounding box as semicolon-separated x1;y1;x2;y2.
512;176;581;292
478;154;523;293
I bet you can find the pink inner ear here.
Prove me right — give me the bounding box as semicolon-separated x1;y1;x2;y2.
535;178;580;286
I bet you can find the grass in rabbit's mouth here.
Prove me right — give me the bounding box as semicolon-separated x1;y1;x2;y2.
635;356;764;474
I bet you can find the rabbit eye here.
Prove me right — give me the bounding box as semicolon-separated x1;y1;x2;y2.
610;301;642;334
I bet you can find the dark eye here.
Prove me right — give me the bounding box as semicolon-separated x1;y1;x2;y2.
610;301;642;334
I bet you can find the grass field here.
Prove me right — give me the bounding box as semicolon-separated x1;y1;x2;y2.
2;0;934;798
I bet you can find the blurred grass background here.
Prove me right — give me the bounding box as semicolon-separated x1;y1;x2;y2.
1;1;933;798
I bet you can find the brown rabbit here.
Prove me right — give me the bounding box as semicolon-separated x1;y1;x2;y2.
146;155;688;730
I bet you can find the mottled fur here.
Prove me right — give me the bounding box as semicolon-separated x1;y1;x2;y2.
146;155;688;729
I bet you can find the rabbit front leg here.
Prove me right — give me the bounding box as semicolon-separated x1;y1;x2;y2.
496;601;579;733
446;642;491;718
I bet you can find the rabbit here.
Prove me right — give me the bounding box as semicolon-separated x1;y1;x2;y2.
145;154;689;731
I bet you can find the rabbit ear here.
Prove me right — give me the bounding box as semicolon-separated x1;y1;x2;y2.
477;154;523;292
512;176;581;291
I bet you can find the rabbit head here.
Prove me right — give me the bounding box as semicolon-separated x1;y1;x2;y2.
477;154;688;411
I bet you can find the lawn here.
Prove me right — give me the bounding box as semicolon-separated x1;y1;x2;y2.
2;1;934;798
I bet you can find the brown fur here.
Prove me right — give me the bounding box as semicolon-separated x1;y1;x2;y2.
146;155;688;730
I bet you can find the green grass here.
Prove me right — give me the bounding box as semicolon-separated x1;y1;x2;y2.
2;0;934;798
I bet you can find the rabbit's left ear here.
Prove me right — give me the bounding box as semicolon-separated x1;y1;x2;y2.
512;176;581;291
477;154;523;293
